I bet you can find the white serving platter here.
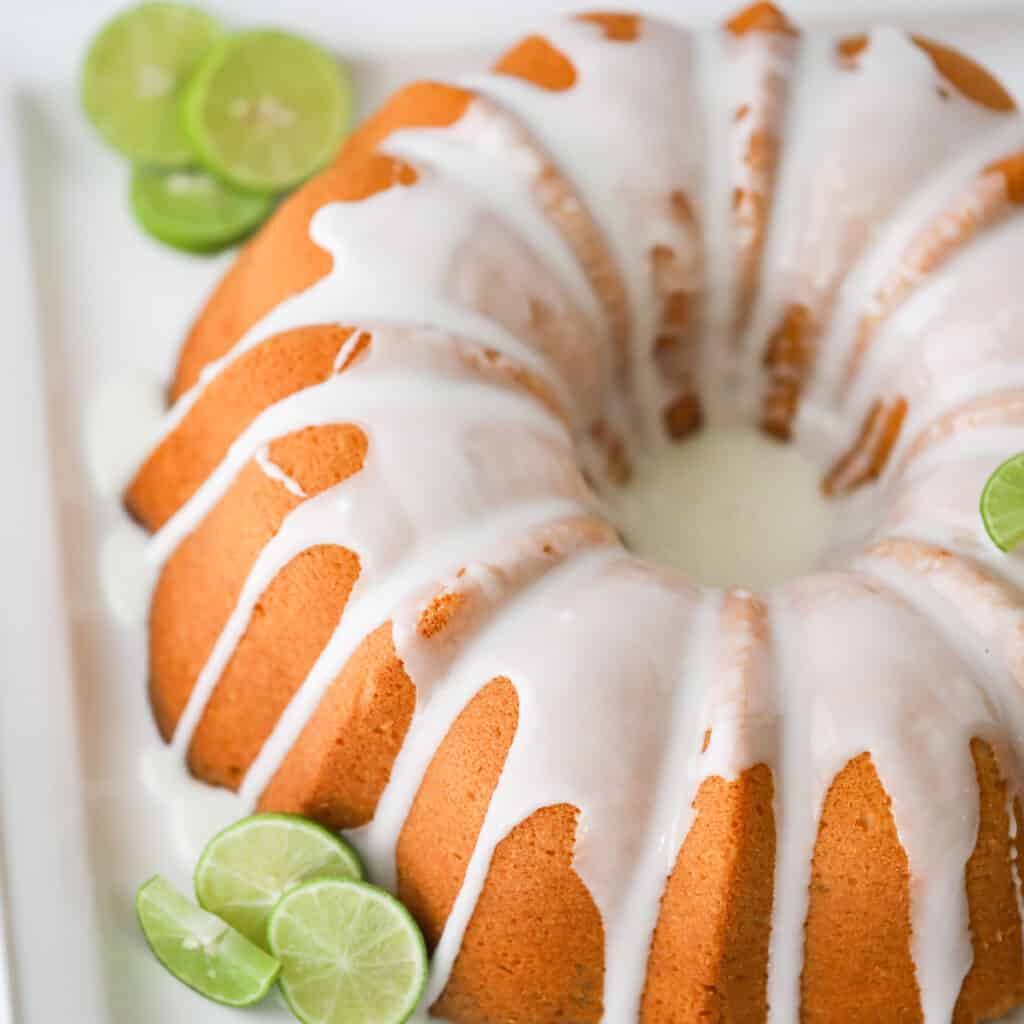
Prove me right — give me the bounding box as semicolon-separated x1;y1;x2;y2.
2;2;1024;1022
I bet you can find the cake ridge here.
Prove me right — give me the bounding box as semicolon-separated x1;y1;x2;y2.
767;568;990;1020
148;326;575;566
378;550;705;1014
821;120;1024;401
850;552;1024;1014
464;12;711;442
751;23;1017;442
596;589;723;1021
236;499;602;807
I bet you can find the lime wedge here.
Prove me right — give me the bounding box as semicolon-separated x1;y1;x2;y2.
194;813;363;948
182;30;353;193
267;878;428;1024
981;452;1024;552
82;3;223;165
135;875;280;1006
131;166;275;253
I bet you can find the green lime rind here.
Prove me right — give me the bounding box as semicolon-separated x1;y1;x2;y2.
130;166;275;253
981;452;1024;553
82;3;223;166
267;877;428;1024
135;875;280;1007
194;812;363;948
182;29;353;193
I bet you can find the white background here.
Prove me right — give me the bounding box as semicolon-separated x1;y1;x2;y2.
2;2;1023;1023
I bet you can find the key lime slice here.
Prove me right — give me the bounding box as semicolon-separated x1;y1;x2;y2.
194;813;363;947
182;30;353;193
135;875;280;1006
268;878;428;1024
82;3;223;165
131;166;275;252
981;452;1024;552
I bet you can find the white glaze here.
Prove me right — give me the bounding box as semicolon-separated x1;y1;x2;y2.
840;215;1024;492
748;27;1015;457
85;367;166;497
126;9;1024;1024
807;118;1024;408
767;571;992;1022
464;15;707;443
143;747;247;864
709;19;800;421
254;446;307;498
606;428;834;589
99;524;155;627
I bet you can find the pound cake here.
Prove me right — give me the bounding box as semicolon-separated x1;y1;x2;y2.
127;5;1024;1020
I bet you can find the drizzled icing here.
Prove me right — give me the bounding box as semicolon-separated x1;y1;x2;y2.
370;553;706;1016
464;18;708;443
708;19;799;419
130;10;1024;1023
767;570;991;1022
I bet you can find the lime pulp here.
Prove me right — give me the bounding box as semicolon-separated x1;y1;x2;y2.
182;29;353;193
82;2;223;165
267;877;428;1024
135;875;280;1007
131;165;275;253
980;452;1024;552
194;812;363;947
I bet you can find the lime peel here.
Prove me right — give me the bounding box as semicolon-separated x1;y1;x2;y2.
131;165;275;253
82;2;224;165
136;875;280;1007
980;452;1024;552
194;812;363;948
268;877;428;1024
182;29;354;193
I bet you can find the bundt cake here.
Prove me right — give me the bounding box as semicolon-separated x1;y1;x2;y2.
126;4;1024;1020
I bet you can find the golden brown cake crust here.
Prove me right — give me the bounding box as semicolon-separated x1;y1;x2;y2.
186;543;360;789
148;460;299;740
256;623;417;829
727;2;797;37
802;753;922;1021
910;37;1016;112
577;13;640;42
169;157;417;400
823;398;908;497
642;766;775;1020
147;422;367;741
398;677;520;948
761;303;814;441
432;804;605;1023
494;35;577;92
954;740;1024;1022
127;325;356;530
172;196;335;399
341;82;472;163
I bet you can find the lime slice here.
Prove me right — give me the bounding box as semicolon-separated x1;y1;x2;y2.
131;166;275;253
981;452;1024;552
135;875;280;1006
268;878;428;1024
194;813;363;947
82;3;223;165
182;30;353;193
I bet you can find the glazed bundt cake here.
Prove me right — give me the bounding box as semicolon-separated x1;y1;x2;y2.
127;4;1024;1020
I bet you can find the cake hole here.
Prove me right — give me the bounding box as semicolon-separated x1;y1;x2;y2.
605;427;835;590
